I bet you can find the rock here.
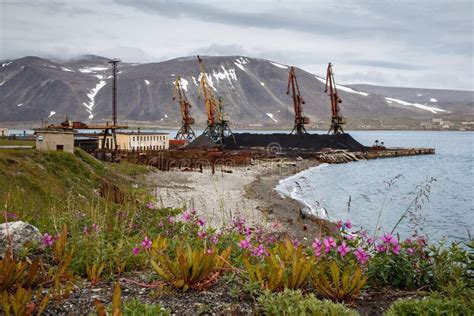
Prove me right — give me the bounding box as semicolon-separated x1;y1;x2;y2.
0;221;42;256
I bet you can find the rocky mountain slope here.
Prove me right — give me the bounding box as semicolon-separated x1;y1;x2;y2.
0;55;472;128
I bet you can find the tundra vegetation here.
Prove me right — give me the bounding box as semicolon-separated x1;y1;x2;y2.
0;149;472;315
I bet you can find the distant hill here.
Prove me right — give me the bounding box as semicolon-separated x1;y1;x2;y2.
1;55;472;129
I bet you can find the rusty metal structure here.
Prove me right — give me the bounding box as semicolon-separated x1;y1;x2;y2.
197;55;234;144
173;76;196;141
107;59;121;149
287;66;309;135
325;62;346;135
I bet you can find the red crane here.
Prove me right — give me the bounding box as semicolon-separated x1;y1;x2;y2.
287;66;309;135
172;76;196;141
325;62;346;134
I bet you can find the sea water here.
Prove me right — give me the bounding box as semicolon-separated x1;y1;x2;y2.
277;131;474;244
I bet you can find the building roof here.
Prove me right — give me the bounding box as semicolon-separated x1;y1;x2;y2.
35;128;75;134
115;131;169;136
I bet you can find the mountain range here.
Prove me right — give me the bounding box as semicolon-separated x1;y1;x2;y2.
0;55;472;129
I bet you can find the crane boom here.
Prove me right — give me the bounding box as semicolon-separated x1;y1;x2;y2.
287;66;309;135
197;55;220;126
325;62;346;134
172;76;196;141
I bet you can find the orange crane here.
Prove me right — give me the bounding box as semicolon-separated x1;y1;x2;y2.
197;55;234;143
172;76;196;141
325;62;346;134
287;66;309;135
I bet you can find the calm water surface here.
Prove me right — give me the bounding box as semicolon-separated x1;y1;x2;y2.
278;131;474;244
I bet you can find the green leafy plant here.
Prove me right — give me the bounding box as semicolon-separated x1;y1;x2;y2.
243;240;314;292
258;288;358;316
121;299;170;316
428;240;473;299
385;297;473;316
311;261;367;302
150;236;231;291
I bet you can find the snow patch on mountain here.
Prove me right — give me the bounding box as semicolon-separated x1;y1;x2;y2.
430;98;437;102
212;66;237;87
270;61;288;69
266;113;278;122
83;80;106;119
172;78;188;92
2;62;12;68
144;79;150;85
17;103;23;107
234;57;249;71
192;76;198;87
198;73;216;91
260;82;265;86
79;66;108;73
315;77;369;96
48;111;56;118
94;75;104;80
61;67;74;72
385;97;446;114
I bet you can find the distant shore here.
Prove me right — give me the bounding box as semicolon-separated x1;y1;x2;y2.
146;159;333;239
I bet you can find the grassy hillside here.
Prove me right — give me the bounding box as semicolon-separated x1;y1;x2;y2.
0;148;152;227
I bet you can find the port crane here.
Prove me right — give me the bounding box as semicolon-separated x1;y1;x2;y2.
287;66;309;135
197;55;234;143
325;62;346;135
172;76;196;141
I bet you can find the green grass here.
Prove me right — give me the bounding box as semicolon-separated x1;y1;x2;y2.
0;139;35;146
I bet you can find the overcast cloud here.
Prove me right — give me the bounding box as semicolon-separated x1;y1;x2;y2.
0;0;472;90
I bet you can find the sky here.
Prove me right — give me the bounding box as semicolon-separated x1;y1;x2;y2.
0;0;473;90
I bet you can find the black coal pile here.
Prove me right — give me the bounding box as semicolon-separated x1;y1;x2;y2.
185;135;219;149
223;133;366;152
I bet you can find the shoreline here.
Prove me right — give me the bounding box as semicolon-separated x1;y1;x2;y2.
147;159;334;239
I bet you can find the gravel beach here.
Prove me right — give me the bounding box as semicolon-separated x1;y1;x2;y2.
147;159;333;239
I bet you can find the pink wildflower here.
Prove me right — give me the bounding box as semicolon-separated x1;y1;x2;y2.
324;237;337;253
92;223;100;232
407;247;415;255
197;230;206;239
336;220;343;230
381;233;398;245
252;244;266;257
141;236;152;249
375;243;387;253
344;220;352;229
197;218;206;227
292;239;300;249
168;216;175;224
42;233;54;247
238;239;251;249
392;244;401;255
146;202;154;209
83;226;89;234
354;247;369;264
182;212;191;222
132;247;140;255
312;238;323;257
210;235;219;245
158;220;164;228
337;241;350;258
367;237;374;245
346;234;354;240
207;248;213;254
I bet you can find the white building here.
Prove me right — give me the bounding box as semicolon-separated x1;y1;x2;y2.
100;131;169;151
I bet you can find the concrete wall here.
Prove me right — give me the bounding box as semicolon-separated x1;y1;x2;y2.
36;131;74;153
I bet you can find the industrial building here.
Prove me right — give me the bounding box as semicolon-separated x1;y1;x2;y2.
0;128;8;137
35;129;75;153
99;131;170;151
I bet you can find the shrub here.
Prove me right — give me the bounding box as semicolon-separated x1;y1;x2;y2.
150;236;231;291
243;239;314;291
122;299;170;316
385;297;473;316
428;240;473;299
258;289;358;316
312;260;367;302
